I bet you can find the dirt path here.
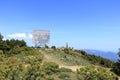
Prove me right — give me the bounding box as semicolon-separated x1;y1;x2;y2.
59;65;84;71
39;50;83;71
39;50;51;64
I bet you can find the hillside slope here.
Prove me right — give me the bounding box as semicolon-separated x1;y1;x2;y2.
39;48;115;71
38;48;119;80
39;49;91;71
39;48;92;67
0;36;119;80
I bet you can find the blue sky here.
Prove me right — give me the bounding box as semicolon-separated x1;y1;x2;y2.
0;0;120;52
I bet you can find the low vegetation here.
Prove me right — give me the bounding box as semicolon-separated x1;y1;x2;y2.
111;49;120;76
43;48;92;66
75;50;114;67
77;66;118;80
0;33;119;80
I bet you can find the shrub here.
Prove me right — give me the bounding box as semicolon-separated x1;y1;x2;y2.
0;50;3;54
46;77;54;80
112;50;120;76
59;74;70;79
77;66;118;80
45;44;49;48
80;50;87;55
24;54;43;66
64;48;69;54
0;39;27;55
42;62;59;75
59;67;72;72
51;46;56;50
112;62;120;76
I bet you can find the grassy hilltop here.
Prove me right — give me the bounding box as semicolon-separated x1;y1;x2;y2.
0;37;119;80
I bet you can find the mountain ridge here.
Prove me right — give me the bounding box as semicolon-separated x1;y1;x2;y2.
84;49;119;62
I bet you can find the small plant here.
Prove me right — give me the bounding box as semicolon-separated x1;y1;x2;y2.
59;74;70;79
46;77;54;80
0;50;3;54
45;44;49;48
51;46;56;50
64;48;69;54
42;62;59;75
59;67;72;72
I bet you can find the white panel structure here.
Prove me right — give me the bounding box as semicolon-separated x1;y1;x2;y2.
32;30;50;47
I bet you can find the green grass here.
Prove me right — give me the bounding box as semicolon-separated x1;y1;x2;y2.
0;47;119;80
41;48;92;66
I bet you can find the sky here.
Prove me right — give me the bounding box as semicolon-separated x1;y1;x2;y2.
0;0;120;52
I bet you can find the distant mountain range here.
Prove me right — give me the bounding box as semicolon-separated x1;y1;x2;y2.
84;49;119;62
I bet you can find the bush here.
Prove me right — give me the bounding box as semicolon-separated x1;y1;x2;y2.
51;46;56;50
59;67;72;72
59;74;70;79
45;44;49;48
64;48;69;54
112;62;120;76
46;77;54;80
112;50;120;76
0;50;3;54
80;50;87;55
42;62;59;75
77;66;118;80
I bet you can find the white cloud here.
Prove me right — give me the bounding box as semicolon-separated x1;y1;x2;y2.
28;34;33;39
7;33;33;39
8;33;27;39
